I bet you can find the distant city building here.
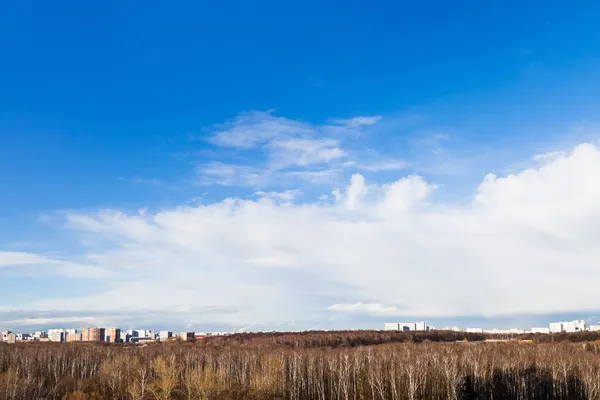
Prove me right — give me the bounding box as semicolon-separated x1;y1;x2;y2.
414;321;427;331
1;331;12;342
66;333;82;342
134;329;154;339
589;325;600;332
466;328;484;333
133;337;156;343
105;328;121;343
549;319;587;333
531;327;550;334
484;328;526;334
15;333;30;342
383;323;399;331
400;322;417;331
442;326;462;331
159;331;173;341
6;333;16;344
33;331;47;340
178;332;195;341
384;322;428;332
563;319;587;333
549;322;563;333
48;329;65;342
120;331;131;343
82;328;105;342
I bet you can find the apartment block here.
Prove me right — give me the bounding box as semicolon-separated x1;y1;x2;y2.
66;333;82;342
105;328;121;343
82;328;105;342
549;319;587;333
383;321;428;332
466;328;484;333
48;329;65;342
589;325;600;332
531;327;550;334
383;323;399;331
6;333;16;344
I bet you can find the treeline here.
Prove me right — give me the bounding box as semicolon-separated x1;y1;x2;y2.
3;338;600;399
201;330;487;349
202;330;600;349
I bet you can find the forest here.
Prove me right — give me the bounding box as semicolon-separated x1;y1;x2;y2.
2;330;600;399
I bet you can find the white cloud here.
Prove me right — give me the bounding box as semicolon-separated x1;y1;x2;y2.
0;251;108;278
532;150;566;163
209;111;382;151
328;302;404;316
200;111;383;183
0;251;51;266
209;111;312;149
357;159;409;172
6;142;600;327
285;169;342;185
2;316;99;326
268;138;346;167
254;190;302;203
332;116;382;128
197;162;271;187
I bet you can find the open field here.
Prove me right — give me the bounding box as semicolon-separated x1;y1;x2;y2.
2;331;600;399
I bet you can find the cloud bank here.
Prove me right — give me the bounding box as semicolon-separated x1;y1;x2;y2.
3;142;600;330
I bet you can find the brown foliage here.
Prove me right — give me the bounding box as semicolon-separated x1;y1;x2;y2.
0;332;599;399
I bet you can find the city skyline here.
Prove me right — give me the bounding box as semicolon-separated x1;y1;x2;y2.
3;316;600;339
3;1;600;331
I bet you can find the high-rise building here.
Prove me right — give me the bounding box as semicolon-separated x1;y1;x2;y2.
159;331;172;341
105;328;121;343
82;328;105;342
384;323;399;331
6;333;16;344
15;333;30;342
384;322;428;332
549;319;587;333
466;328;484;333
66;333;82;342
549;322;563;333
414;321;427;331
48;329;65;342
177;332;195;341
563;319;587;333
531;327;550;334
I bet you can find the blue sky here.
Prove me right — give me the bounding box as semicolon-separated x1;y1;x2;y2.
2;1;600;332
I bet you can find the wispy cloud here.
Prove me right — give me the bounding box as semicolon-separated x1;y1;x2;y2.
196;162;271;187
208;111;312;149
268;138;346;168
0;251;110;278
254;190;302;203
132;177;168;186
192;111;388;189
357;159;409;172
332;116;383;128
285;169;342;185
328;302;405;316
208;111;383;150
0;251;51;267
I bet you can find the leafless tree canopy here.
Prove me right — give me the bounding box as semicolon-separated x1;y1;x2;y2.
1;330;600;399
